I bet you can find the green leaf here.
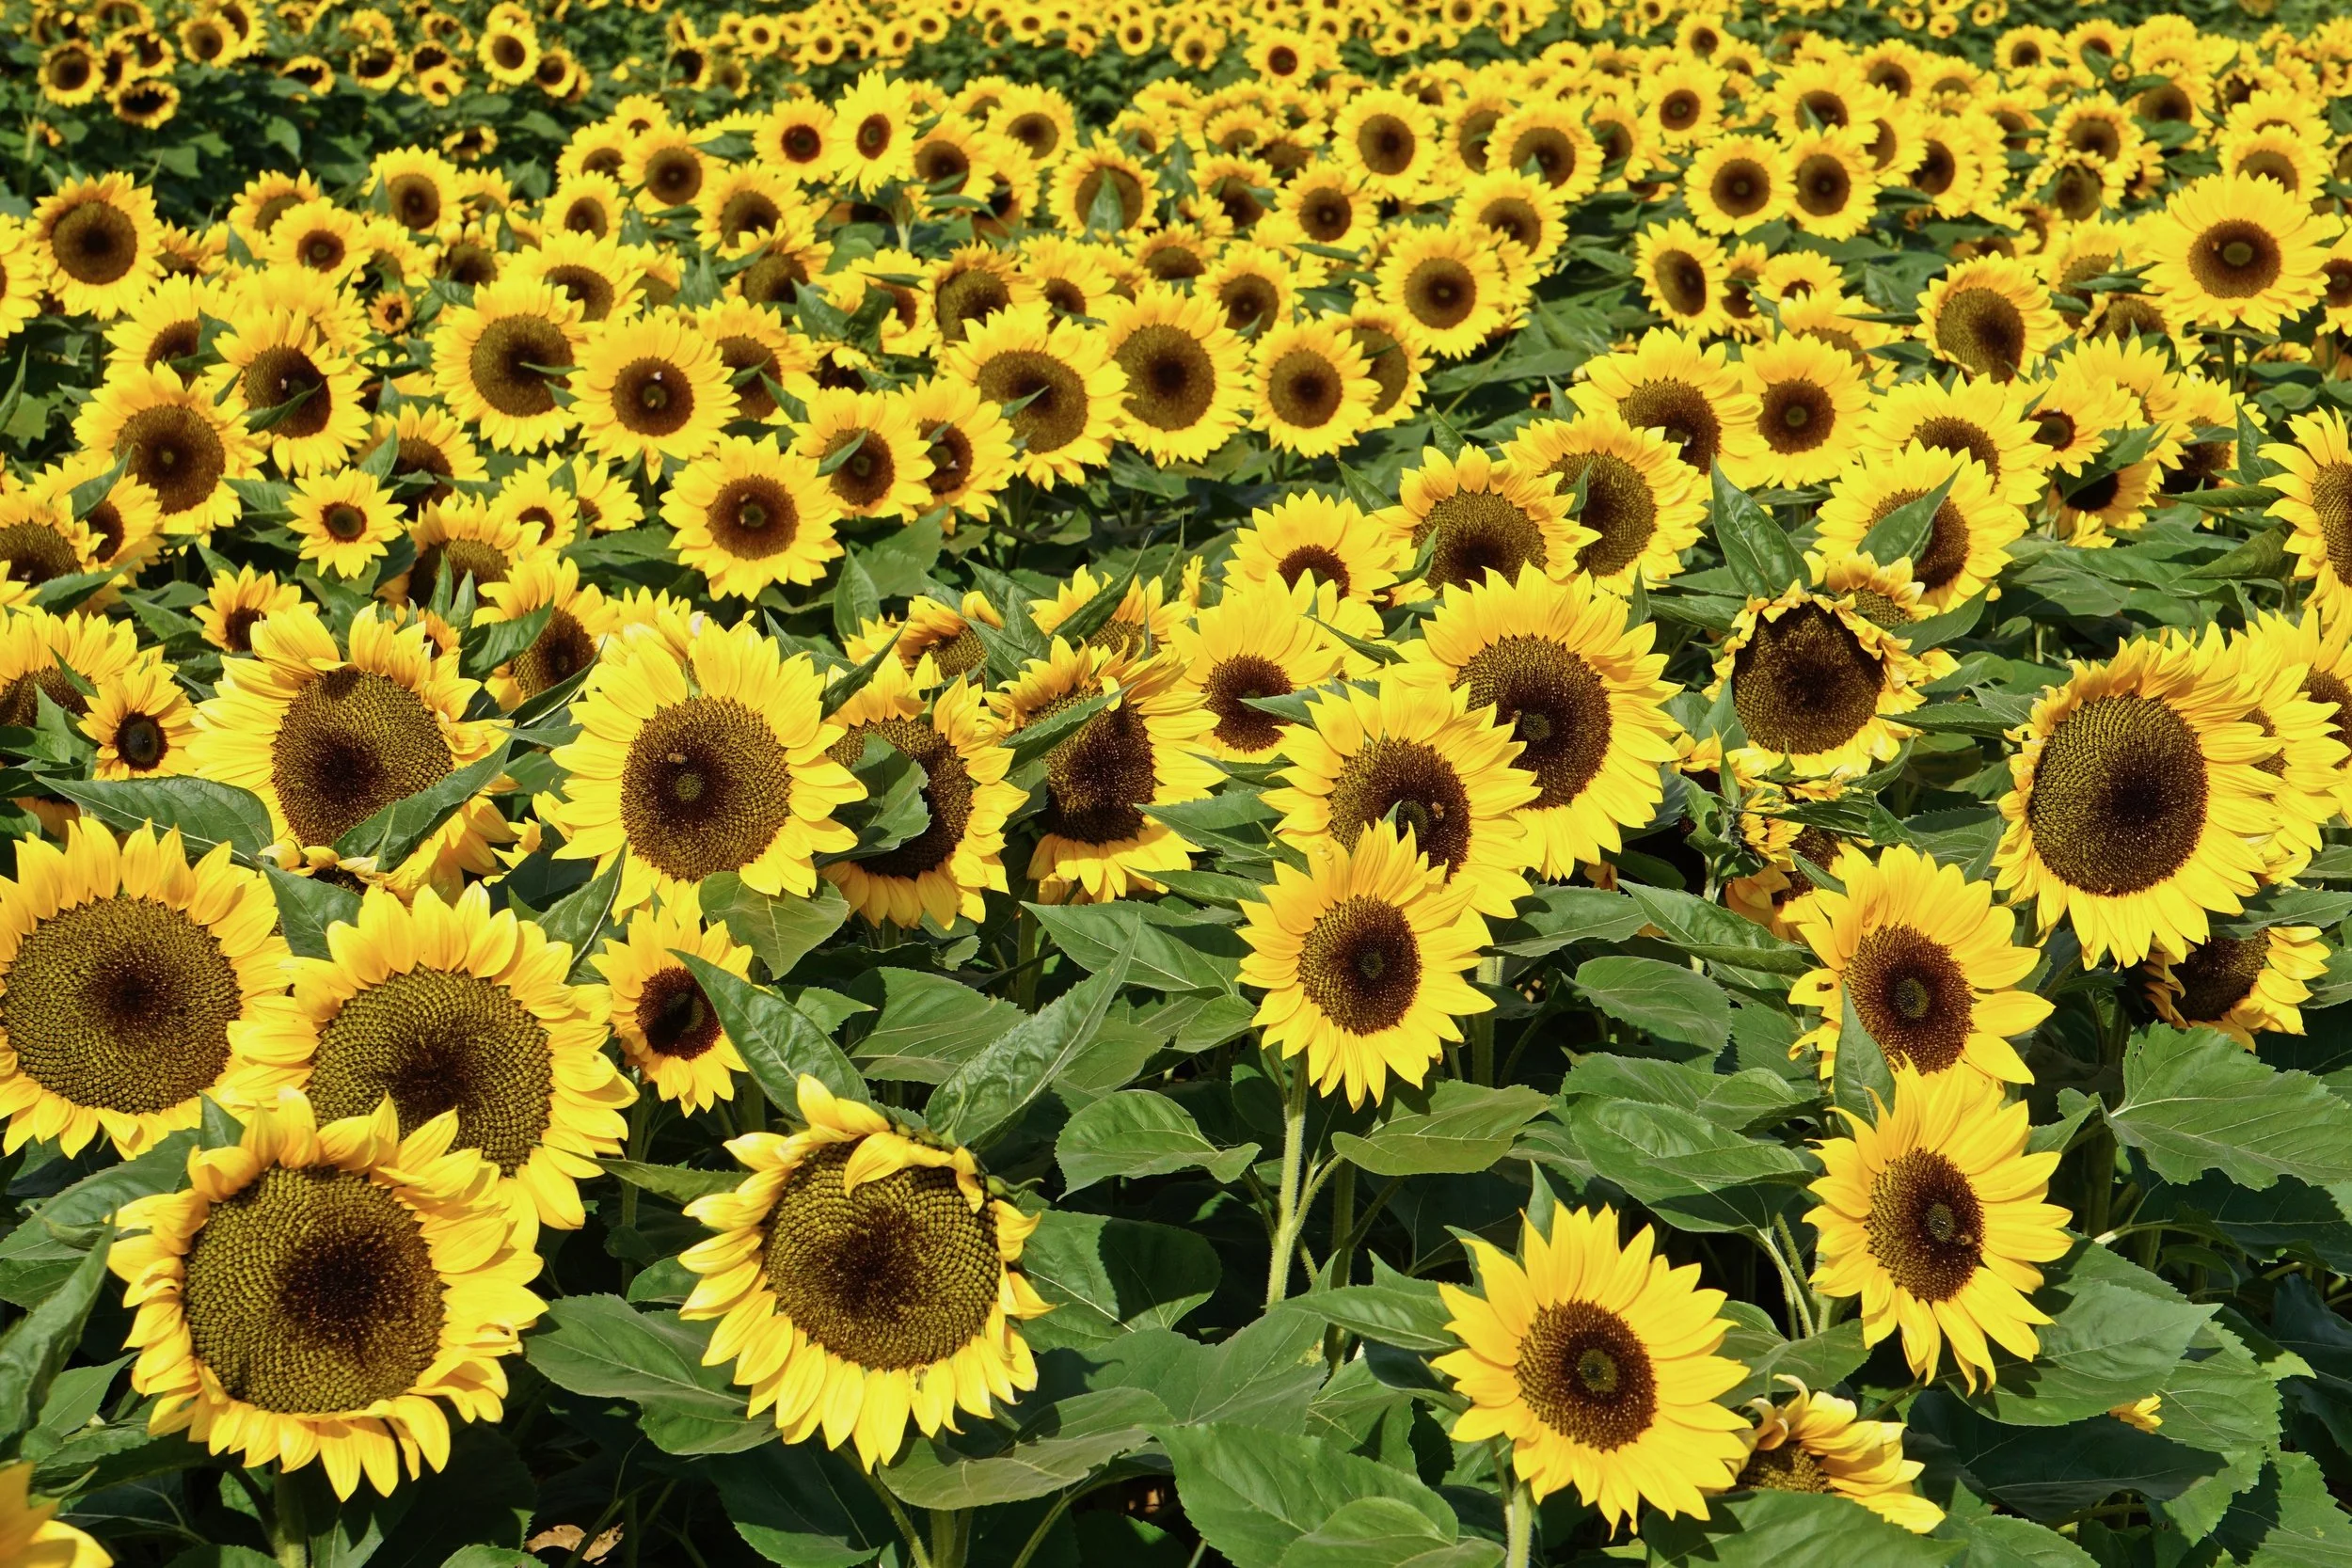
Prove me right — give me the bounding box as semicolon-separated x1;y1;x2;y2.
47;775;274;861
0;1132;193;1307
708;1440;896;1568
1299;1258;1455;1353
596;1160;740;1203
2185;525;2290;581
1907;1391;2223;1523
1489;884;1648;957
677;953;866;1106
1833;987;1895;1120
881;1388;1158;1509
332;742;511;869
831;554;882;644
1565;1098;1812;1234
1573;956;1732;1049
1710;464;1804;599
928;931;1137;1147
1027;900;1239;993
2107;1025;2352;1189
698;871;851;975
1005;689;1119;768
1330;1083;1549;1177
1279;1497;1501;1568
1057;1089;1260;1192
1856;472;1956;565
522;1295;770;1455
853;970;1024;1084
0;1226;114;1453
459;604;553;682
1158;1423;1456;1568
1640;1490;1962;1566
264;865;361;960
1616;882;1816;974
1019;1210;1220;1350
818;629;900;719
1949;1515;2096;1568
537;849;624;979
837;742;930;860
1972;1244;2215;1426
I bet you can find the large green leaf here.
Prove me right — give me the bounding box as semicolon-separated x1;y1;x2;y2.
852;969;1024;1083
1641;1490;1962;1566
48;776;274;861
0;1131;194;1307
522;1295;769;1455
1158;1423;1456;1568
1298;1259;1455;1354
927;932;1136;1147
1330;1083;1549;1177
1908;1391;2225;1523
1017;1210;1220;1351
698;872;851;975
1573;956;1732;1049
1710;465;1805;599
2108;1025;2352;1189
677;953;866;1105
263;864;361;960
1027;900;1241;993
1972;1244;2215;1426
1278;1497;1501;1568
1057;1088;1260;1191
880;1387;1158;1509
0;1227;115;1454
1565;1097;1813;1233
331;743;511;868
708;1441;895;1568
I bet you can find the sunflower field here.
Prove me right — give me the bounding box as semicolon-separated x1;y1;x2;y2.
17;0;2352;1566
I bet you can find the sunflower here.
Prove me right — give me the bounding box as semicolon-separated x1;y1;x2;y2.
1684;135;1788;235
1456;170;1568;283
472;552;612;712
2189;621;2348;882
508;230;645;324
375;404;487;519
549;618;863;913
660;436;841;600
793;388;931;524
2021;357;2141;479
907;374;1016;528
1332;88;1440;199
1383;444;1593;597
697;166;803;260
0;820;296;1158
1858;375;2051;511
74;364;257;539
372;146;459;236
1782;128;1882;243
1787;844;2051;1085
1993;637;2276;969
1568;328;1762;480
395;493;548;606
1200;243;1294;338
428;276;586;453
1812;443;2023;611
33;172;159;319
590;896;749;1113
824;662;1021;930
1916;257;2064;384
1275;165;1371;252
1633;220;1732;338
1502;412;1706;590
263;198;372;284
1250;315;1376;458
573;309;735;479
2265;408;2352;618
190;606;511;896
940;303;1122;488
1487;103;1602;201
282;470;400;582
1714;589;1930;781
2263;605;2352;823
1238;819;1490;1106
0;493;94;605
108;1086;542;1510
1720;335;1868;491
2141;172;2328;335
1225;490;1406;606
0;1462;107;1567
680;1075;1049;1469
1378;227;1509;360
1268;676;1535;918
1735;1382;1944;1533
757;98;837;182
2146;924;2329;1047
1049;144;1154;237
986;640;1216;903
1173;575;1350;762
0;221;51;343
1808;1069;2071;1390
1345;303;1430;432
82;654;195;780
834;70;918;193
1436;1206;1748;1527
1100;285;1250;465
198;564;300;656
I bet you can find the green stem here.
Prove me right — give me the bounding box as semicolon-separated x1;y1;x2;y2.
1497;1448;1533;1568
1265;1053;1312;1308
617;1094;652;1287
1323;1161;1358;1369
272;1467;308;1568
862;1469;930;1568
1766;1215;1817;1338
1006;1494;1076;1568
737;1074;766;1136
1469;955;1502;1085
930;1506;968;1568
1014;905;1040;1013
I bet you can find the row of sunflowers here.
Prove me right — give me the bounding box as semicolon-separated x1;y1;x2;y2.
8;2;2352;1566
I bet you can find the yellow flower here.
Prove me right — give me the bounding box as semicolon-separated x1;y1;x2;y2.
574;309;736;478
662;435;844;600
1736;1381;1944;1533
2145;925;2330;1046
0;1461;108;1567
590;895;751;1112
288;469;405;580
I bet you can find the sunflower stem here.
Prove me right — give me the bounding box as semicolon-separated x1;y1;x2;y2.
618;1093;651;1288
1265;1052;1312;1307
1013;905;1040;1012
863;1467;930;1568
271;1465;308;1568
1766;1214;1817;1338
930;1505;968;1568
1322;1160;1358;1370
1470;955;1502;1085
1497;1449;1534;1568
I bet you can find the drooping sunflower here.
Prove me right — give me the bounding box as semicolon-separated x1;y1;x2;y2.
2010;626;2277;956
288;469;404;581
2265;408;2352;618
663;435;843;600
1100;285;1251;466
32;172;159;318
74;364;257;539
0;820;296;1158
1807;1069;2071;1390
1383;444;1594;597
111;1089;544;1502
1173;575;1350;762
190;605;511;896
1250;315;1376;458
1735;1382;1944;1533
1377;227;1509;360
573;309;735;478
907;374;1016;529
1916;257;2065;383
1502;412;1705;591
1436;1206;1749;1528
1724;335;1869;491
939;303;1122;488
1811;443;2024;611
1713;589;1930;781
824;661;1021;930
1787;844;2052;1085
549;618;864;913
590;895;750;1113
428;276;586;453
681;1074;1050;1468
1268;676;1535;918
2141;171;2328;335
1568;328;1763;480
1238;819;1490;1106
472;552;612;712
0;1461;107;1567
986;641;1217;904
1399;566;1681;879
2145;924;2329;1047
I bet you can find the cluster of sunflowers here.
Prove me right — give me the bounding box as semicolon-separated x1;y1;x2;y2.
7;4;2352;1568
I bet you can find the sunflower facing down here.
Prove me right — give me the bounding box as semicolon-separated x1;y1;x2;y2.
1807;1069;2071;1390
590;895;751;1112
986;640;1217;904
824;663;1021;931
662;436;843;600
0;821;297;1158
549;617;865;913
281;883;630;1228
108;1091;546;1498
2264;408;2352;619
190;605;512;897
1268;676;1536;919
1735;1381;1943;1534
1399;567;1681;879
681;1074;1051;1470
1787;845;2053;1085
1993;637;2276;969
1437;1206;1749;1528
2145;925;2329;1045
1713;589;1930;782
